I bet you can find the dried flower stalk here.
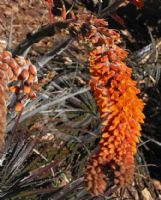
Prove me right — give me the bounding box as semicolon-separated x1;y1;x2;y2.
0;51;37;148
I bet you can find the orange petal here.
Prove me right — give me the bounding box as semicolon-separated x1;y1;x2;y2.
23;85;31;94
15;102;23;112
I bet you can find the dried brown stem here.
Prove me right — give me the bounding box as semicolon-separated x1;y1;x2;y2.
13;20;73;56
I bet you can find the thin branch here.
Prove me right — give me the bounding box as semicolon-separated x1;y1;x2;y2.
35;37;73;68
13;20;73;56
100;0;125;18
142;134;161;147
6;11;14;51
50;177;84;200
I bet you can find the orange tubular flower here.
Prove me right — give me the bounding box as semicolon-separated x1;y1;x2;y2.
69;16;145;195
0;51;37;149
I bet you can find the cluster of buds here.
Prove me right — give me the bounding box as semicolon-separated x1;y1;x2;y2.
69;15;145;196
0;51;37;148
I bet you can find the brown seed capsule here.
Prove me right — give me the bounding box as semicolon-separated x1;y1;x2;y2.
20;69;29;80
0;63;8;71
29;89;36;99
9;86;20;93
7;59;17;69
29;65;37;75
2;51;12;59
23;85;31;94
12;65;20;76
27;74;35;84
7;67;14;79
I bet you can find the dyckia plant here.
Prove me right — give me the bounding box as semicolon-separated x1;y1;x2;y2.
0;0;148;199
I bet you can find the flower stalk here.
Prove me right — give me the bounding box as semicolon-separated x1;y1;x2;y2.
69;15;145;196
0;51;37;148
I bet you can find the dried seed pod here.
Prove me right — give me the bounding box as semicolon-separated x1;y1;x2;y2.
20;69;29;80
29;89;37;99
23;85;31;94
9;85;20;93
27;74;35;84
29;64;37;75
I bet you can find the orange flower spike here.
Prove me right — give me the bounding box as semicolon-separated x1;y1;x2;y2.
73;16;145;196
69;15;144;196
